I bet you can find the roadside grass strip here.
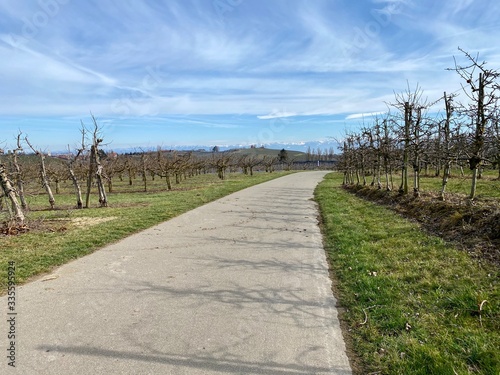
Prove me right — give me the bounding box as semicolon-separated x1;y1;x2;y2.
315;173;499;375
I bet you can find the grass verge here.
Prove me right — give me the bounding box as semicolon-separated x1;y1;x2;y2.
315;172;499;375
0;172;291;295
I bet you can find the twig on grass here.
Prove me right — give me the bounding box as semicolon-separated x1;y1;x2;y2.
360;305;379;325
479;300;488;328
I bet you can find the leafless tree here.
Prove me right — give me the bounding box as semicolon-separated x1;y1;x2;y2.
261;155;278;173
238;155;262;176
154;148;174;190
67;133;85;209
102;154;124;193
0;147;25;223
212;152;233;179
25;136;55;209
140;152;149;192
11;132;28;210
487;109;500;179
85;115;108;207
439;92;458;200
391;83;434;196
449;48;500;199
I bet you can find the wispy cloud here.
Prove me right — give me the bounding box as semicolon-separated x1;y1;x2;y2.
257;111;298;120
0;0;498;150
345;112;387;120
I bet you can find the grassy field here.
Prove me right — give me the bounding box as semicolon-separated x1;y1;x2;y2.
316;172;499;375
379;168;499;199
419;169;499;199
0;171;292;295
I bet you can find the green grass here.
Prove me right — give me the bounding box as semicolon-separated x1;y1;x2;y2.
418;169;499;199
379;168;499;199
0;171;292;295
315;172;499;375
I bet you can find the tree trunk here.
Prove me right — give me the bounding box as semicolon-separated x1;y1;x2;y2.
93;147;107;207
141;154;148;192
400;102;411;195
12;152;27;210
68;165;83;209
469;73;485;200
39;154;55;209
166;171;172;190
440;92;453;201
95;166;107;207
85;153;94;208
0;164;25;223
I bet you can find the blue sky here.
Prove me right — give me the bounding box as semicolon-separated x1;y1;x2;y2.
0;0;499;152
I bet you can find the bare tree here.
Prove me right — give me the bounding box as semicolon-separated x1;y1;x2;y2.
140;152;149;192
238;155;262;176
488;110;500;179
449;48;500;200
261;155;278;173
125;156;136;186
439;92;457;200
0;148;25;224
381;118;395;191
101;155;123;193
67;134;85;208
284;155;299;171
391;83;433;196
85;115;108;207
25;136;55;209
212;152;233;179
46;158;67;195
154;148;174;190
11;132;28;210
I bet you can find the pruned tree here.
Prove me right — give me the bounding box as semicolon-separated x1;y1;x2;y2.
339;135;356;185
262;155;278;173
125;156;137;186
212;152;233;179
46;158;67;195
238;155;261;176
449;48;500;200
488;110;500;179
85;115;108;207
140;152;149;192
11;132;28;210
101;154;124;193
25;136;55;209
439;92;457;200
381;118;396;191
173;152;192;184
391;83;433;196
0;148;25;224
283;155;299;171
154;148;174;190
67;130;85;209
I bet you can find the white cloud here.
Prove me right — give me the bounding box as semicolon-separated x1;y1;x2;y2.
345;112;387;120
257;111;298;120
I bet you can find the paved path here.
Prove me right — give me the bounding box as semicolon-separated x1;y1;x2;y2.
2;171;351;375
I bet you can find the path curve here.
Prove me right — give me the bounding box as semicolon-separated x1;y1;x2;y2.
2;171;351;375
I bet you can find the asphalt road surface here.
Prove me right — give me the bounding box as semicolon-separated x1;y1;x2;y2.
2;171;351;375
